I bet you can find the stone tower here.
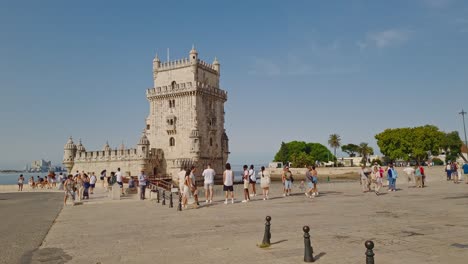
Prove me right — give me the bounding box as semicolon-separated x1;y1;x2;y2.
146;46;229;179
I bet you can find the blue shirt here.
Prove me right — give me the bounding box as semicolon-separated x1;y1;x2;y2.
463;164;468;174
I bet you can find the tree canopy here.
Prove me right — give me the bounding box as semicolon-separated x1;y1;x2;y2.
273;141;335;167
374;125;462;162
341;144;360;157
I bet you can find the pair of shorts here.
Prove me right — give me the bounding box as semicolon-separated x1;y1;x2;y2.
90;184;95;188
312;177;318;183
284;180;292;189
117;181;123;188
204;183;214;189
243;180;249;189
249;178;256;184
307;182;313;188
100;177;104;180
223;185;234;191
183;186;190;197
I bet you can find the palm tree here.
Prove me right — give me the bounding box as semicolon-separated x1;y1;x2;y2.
328;134;341;166
359;142;374;165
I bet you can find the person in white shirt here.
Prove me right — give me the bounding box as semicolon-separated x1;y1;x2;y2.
178;167;186;191
259;166;270;200
202;164;215;203
116;168;124;195
138;169;147;200
89;172;97;194
223;163;234;204
248;164;257;197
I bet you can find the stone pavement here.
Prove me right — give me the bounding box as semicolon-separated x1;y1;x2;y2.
28;174;468;264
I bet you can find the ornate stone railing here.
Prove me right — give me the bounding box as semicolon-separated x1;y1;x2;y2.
146;81;227;99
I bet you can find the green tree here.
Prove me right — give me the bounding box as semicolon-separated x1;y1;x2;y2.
328;134;341;165
274;142;289;164
290;152;314;168
341;144;360;157
375;125;445;162
440;131;463;163
358;142;374;165
307;143;335;162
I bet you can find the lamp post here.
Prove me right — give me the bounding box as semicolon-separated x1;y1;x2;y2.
460;109;468;147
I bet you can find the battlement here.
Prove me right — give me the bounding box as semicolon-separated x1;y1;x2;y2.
146;81;227;100
156;58;218;73
73;148;153;162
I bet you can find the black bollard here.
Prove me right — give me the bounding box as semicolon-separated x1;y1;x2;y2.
156;189;160;203
162;190;166;205
303;226;315;262
262;216;272;246
169;192;174;208
177;192;182;211
365;240;375;264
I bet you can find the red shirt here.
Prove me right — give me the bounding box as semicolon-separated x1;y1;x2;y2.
419;166;425;176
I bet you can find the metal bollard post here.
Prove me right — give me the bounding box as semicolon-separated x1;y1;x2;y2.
303;226;315;262
162;190;166;205
365;240;375;264
169;192;173;208
262;216;271;246
177;192;182;211
156;189;160;203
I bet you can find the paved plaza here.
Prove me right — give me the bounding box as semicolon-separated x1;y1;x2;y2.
12;172;467;264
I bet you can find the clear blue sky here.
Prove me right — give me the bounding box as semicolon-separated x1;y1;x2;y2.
1;0;467;169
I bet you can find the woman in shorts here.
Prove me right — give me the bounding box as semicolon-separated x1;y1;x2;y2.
259;166;270;200
182;170;191;209
17;174;25;191
223;163;234;204
242;165;250;202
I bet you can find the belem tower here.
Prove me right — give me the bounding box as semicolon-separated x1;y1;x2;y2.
63;46;229;181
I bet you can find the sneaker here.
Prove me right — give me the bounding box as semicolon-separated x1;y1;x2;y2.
224;200;228;204
209;200;212;204
231;199;234;204
263;198;266;200
242;200;247;203
283;193;286;197
305;192;310;198
205;200;209;203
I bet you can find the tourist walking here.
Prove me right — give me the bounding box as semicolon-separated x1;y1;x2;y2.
83;174;90;199
463;162;468;184
305;166;313;198
28;176;35;189
419;163;426;187
116;168;124;195
223;163;234;204
387;163;398;191
248;165;257;197
138;169;147;200
242;165;250;202
446;162;452;181
17;174;24;191
414;165;423;188
100;170;107;188
451;162;459;184
202;164;215;203
182;170;190;209
189;166;200;207
178;167;186;191
64;175;75;205
75;174;84;201
259;166;270;200
360;165;370;193
311;166;318;196
372;166;382;195
89;172;97;194
282;166;293;196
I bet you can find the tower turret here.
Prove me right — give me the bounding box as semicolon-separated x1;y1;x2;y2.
189;45;198;62
103;141;111;152
153;53;160;81
137;130;150;157
213;57;220;74
77;139;86;153
63;137;77;174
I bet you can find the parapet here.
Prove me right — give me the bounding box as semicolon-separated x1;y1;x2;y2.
146;81;227;100
156;58;218;74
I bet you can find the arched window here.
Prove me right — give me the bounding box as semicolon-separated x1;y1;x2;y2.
171;81;176;90
170;119;174;125
210;137;213;146
169;137;175;146
169;100;172;108
172;99;175;108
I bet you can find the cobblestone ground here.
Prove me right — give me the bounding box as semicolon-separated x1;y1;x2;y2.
26;174;468;263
